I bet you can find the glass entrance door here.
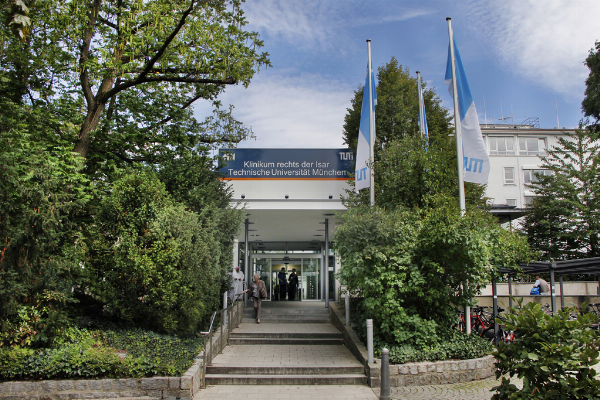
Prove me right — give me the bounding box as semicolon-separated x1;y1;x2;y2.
302;258;321;300
252;258;271;301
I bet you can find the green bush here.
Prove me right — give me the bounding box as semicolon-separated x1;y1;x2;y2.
347;298;493;364
492;300;600;400
336;198;529;346
103;328;204;376
0;326;203;381
85;170;228;335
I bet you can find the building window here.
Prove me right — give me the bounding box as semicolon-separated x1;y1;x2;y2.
519;137;547;156
524;196;537;206
506;199;517;207
523;169;551;184
488;137;515;155
504;167;515;184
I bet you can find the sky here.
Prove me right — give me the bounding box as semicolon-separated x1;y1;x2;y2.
194;0;600;150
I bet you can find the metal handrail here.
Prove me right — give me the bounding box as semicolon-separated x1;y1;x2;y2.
199;292;245;388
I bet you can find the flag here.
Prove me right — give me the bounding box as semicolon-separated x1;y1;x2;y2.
445;38;489;184
355;64;377;192
417;73;429;141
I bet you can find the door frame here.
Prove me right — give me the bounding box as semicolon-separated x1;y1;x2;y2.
250;253;322;301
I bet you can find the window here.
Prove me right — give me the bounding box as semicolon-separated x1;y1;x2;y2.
519;137;547;155
524;196;537;206
506;199;517;207
523;169;552;184
488;137;515;155
504;167;515;184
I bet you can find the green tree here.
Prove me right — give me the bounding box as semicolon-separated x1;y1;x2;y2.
86;170;233;334
335;198;528;346
0;0;269;171
583;41;600;132
0;110;90;346
342;57;453;152
522;128;600;259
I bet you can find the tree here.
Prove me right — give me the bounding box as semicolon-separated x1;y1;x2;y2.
341;57;486;209
335;198;528;346
583;41;600;132
0;114;90;346
0;0;269;172
522;128;600;259
342;57;453;152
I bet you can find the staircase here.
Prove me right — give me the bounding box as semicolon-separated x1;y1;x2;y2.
205;302;367;386
241;302;330;323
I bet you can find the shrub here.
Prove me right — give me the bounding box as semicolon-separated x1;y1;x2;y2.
335;198;529;346
492;300;600;400
85;170;227;335
0;326;203;381
347;298;493;363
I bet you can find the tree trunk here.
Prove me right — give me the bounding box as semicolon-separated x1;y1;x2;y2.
74;103;106;158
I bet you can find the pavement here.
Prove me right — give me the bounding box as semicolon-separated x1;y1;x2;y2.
193;301;519;400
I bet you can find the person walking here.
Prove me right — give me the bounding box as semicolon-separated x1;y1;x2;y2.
288;268;298;301
244;274;267;323
278;267;287;301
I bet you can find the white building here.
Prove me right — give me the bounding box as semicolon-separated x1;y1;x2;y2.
481;124;575;224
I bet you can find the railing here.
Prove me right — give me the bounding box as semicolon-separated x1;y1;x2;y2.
199;292;245;388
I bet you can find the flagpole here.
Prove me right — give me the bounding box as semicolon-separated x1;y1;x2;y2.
367;39;375;207
447;17;470;335
446;18;466;213
416;71;424;136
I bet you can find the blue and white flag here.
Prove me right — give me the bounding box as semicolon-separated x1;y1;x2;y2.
445;38;489;184
355;65;377;192
417;75;429;141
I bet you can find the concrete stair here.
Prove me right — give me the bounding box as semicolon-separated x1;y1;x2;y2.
229;331;344;345
242;305;330;323
206;303;367;386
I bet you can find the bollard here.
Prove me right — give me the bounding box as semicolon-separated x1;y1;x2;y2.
465;305;471;334
367;319;374;364
223;291;228;326
345;292;350;326
380;348;391;400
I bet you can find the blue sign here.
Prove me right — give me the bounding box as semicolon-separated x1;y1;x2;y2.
219;149;354;180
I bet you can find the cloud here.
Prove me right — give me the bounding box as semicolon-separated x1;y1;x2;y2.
464;0;600;99
243;0;433;52
195;72;354;148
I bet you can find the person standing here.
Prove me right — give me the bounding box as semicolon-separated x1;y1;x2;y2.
533;274;550;294
288;269;298;301
243;274;267;323
278;267;287;301
231;265;245;301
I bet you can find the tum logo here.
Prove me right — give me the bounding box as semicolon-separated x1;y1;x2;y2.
222;152;235;161
339;152;353;160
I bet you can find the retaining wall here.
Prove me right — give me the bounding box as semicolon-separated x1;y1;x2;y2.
329;302;495;388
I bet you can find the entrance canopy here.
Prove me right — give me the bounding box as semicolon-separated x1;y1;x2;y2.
220;148;353;249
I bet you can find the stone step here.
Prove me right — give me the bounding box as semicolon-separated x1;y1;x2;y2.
206;365;364;375
241;317;329;323
205;374;367;385
228;337;344;345
230;332;342;339
243;309;330;316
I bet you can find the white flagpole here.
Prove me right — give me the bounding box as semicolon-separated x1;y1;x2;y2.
367;39;375;207
447;17;470;335
416;71;424;136
446;18;466;213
